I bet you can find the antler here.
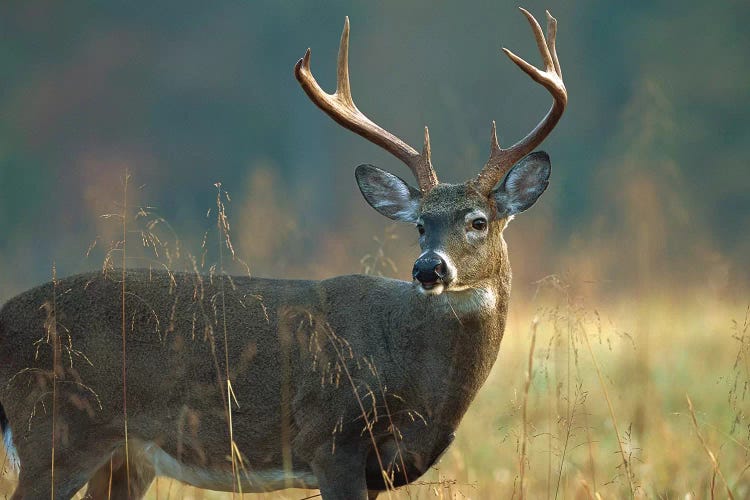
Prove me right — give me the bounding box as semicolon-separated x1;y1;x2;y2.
473;8;567;194
295;17;439;192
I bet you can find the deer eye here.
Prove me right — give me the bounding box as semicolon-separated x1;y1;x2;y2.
417;223;425;236
471;218;487;231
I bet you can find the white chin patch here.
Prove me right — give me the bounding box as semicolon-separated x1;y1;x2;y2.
417;282;445;295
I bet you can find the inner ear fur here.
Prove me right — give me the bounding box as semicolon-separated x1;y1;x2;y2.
491;151;551;219
355;164;421;223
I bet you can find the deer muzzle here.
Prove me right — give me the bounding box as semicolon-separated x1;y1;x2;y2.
412;252;448;291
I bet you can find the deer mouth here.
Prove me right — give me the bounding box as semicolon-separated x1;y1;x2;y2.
415;277;449;296
417;281;445;295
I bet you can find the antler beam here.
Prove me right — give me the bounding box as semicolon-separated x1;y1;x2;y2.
295;17;439;192
473;8;567;194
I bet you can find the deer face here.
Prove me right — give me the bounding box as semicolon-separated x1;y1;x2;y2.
356;152;551;295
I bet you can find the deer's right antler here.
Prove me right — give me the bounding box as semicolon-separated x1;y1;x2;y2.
295;17;439;193
472;8;567;195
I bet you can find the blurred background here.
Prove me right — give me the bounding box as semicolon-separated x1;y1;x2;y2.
0;0;747;299
0;0;748;498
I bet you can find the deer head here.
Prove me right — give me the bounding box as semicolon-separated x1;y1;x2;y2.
296;8;566;296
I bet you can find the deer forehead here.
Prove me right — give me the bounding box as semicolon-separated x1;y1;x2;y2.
419;183;491;218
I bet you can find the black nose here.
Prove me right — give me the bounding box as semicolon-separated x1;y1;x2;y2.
412;254;446;285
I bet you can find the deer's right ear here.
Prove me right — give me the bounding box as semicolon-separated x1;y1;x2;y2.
356;164;421;223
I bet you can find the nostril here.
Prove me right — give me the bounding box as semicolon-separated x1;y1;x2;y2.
434;261;445;277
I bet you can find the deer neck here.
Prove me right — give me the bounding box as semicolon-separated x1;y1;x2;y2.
396;236;511;429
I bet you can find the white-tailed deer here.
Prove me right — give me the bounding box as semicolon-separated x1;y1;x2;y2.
0;8;566;499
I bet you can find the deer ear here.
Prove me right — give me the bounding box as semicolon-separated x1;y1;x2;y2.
491;151;551;218
356;164;421;223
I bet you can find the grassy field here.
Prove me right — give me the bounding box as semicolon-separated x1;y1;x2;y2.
2;281;747;499
0;185;748;498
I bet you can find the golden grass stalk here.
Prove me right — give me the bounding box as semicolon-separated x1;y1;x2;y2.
108;456;114;499
215;183;242;496
517;318;538;499
685;394;735;500
319;322;394;498
50;263;59;500
120;172;132;498
581;320;635;497
583;402;597;495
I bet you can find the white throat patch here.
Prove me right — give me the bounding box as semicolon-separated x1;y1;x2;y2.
431;285;498;315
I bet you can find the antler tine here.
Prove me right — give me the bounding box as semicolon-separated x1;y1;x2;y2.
546;10;562;78
295;18;439;192
473;8;567;195
520;7;554;74
335;17;353;106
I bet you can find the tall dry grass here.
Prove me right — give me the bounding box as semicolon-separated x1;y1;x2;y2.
0;172;748;499
3;283;743;498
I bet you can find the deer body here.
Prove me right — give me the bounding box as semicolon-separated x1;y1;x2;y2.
0;8;566;499
1;261;508;496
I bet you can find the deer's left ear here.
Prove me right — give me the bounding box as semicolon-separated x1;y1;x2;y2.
491;151;551;218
